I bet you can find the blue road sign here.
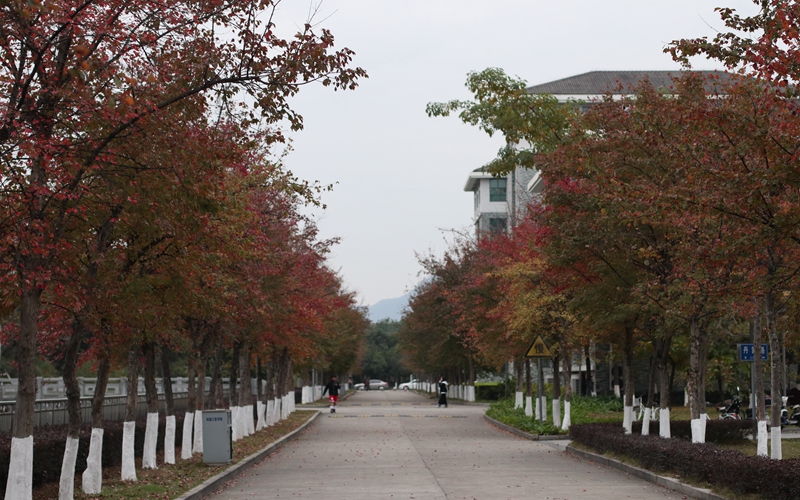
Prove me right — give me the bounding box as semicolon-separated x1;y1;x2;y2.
738;343;768;362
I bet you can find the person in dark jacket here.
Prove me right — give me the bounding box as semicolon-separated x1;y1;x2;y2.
438;377;448;408
322;376;341;413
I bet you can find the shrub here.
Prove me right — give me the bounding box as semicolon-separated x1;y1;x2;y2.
631;418;751;444
474;382;505;401
0;412;186;491
570;422;799;500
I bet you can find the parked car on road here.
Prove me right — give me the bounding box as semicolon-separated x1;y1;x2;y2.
399;379;419;391
354;379;389;390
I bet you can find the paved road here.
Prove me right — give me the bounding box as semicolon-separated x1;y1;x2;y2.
210;390;689;500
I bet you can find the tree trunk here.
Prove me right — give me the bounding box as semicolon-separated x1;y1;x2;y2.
181;359;196;460
622;329;635;435
122;344;140;481
561;350;572;429
160;346;176;465
209;342;224;409
765;292;783;459
752;312;768;456
82;352;110;494
585;345;594;397
193;356;206;454
687;316;707;443
142;342;159;470
552;352;561;425
230;342;240;408
4;287;41;497
238;340;251;437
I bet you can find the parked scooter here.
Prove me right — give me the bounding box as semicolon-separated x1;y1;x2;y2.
718;395;743;420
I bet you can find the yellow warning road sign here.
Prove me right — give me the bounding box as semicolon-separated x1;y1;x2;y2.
525;335;551;358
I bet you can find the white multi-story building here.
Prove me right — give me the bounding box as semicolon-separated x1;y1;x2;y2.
465;70;729;238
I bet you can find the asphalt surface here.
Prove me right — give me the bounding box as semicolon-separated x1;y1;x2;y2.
209;390;690;500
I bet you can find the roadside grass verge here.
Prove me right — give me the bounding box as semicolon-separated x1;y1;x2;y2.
32;411;315;500
486;395;624;435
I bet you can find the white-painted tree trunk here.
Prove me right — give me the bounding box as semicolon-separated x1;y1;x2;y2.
246;405;255;435
514;391;523;409
5;436;34;500
771;426;782;459
534;397;540;419
231;406;240;441
181;411;194;459
525;396;533;417
240;405;249;437
614;384;620;398
82;428;104;494
540;396;547;422
641;408;651;436
266;400;274;426
256;401;265;431
164;415;176;464
623;406;633;434
757;420;768;456
561;401;571;429
700;413;708;442
690;418;704;443
58;436;79;500
659;409;671;438
121;421;137;481
142;412;159;469
192;411;203;454
552;399;561;426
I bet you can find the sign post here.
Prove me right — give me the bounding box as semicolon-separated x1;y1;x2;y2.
525;336;551;423
738;344;768;414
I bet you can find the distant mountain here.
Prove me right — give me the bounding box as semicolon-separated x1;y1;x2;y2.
368;293;411;322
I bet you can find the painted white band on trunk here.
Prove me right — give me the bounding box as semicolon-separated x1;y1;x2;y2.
164;415;176;464
5;435;33;500
59;436;80;500
231;406;240;441
82;428;104;494
690;418;704;443
623;406;633;434
514;391;523;409
266;400;274;426
121;421;137;481
641;408;651;436
771;426;782;460
699;413;708;442
561;401;571;429
256;401;265;431
142;412;159;469
525;396;533;417
193;411;203;454
247;404;255;435
540;396;548;421
553;399;561;426
757;420;768;456
240;405;248;437
659;409;671;438
181;411;194;459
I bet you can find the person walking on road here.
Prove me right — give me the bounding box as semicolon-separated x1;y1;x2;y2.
438;377;448;408
323;375;341;413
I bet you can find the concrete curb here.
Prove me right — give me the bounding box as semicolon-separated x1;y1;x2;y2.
175;410;320;500
565;445;728;500
482;415;569;441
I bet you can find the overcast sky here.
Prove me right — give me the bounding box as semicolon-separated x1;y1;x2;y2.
272;0;756;307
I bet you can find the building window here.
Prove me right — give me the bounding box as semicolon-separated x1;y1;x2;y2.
489;178;507;202
489;217;507;233
474;188;480;211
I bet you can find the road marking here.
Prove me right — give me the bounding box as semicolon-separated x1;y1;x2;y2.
328;415;467;418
